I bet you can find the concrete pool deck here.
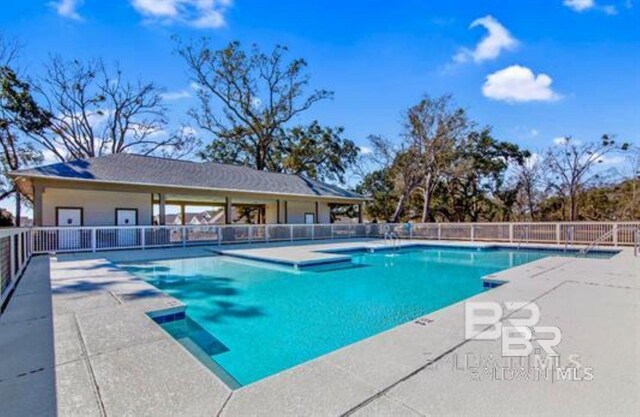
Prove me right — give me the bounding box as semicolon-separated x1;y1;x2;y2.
0;240;638;416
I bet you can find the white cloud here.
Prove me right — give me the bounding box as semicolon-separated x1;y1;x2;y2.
131;0;232;29
596;154;625;164
553;137;582;146
453;15;518;64
191;9;226;28
563;0;596;11
360;146;373;155
563;0;620;14
42;148;64;165
180;126;198;137
51;0;83;20
251;96;262;109
131;0;178;17
530;129;539;137
482;65;561;103
524;152;543;169
161;89;192;101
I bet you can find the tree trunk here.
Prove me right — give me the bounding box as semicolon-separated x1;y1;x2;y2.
526;187;535;221
391;194;406;223
421;178;432;223
421;190;430;223
569;191;577;221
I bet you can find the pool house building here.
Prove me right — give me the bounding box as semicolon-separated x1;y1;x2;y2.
9;153;367;228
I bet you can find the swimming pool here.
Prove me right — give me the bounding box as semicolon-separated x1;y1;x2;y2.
120;246;612;387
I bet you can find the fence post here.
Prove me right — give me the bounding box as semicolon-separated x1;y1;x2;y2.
217;226;222;246
555;224;561;245
613;223;618;247
290;225;294;242
331;224;334;239
17;232;22;270
266;225;270;243
182;227;186;247
437;223;442;241
311;225;315;240
509;224;514;243
141;227;146;250
91;228;97;253
470;225;475;242
10;235;15;280
249;225;253;244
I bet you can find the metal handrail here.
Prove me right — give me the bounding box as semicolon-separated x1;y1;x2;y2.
384;232;400;249
564;226;575;252
516;226;529;250
580;226;618;256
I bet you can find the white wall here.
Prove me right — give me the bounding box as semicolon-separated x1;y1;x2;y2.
265;201;278;224
42;188;152;226
285;200;331;224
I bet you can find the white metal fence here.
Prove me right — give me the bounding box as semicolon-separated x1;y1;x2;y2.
2;221;639;311
25;221;640;254
0;229;32;309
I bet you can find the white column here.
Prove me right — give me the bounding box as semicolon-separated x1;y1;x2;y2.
159;194;167;225
33;184;44;226
225;197;232;224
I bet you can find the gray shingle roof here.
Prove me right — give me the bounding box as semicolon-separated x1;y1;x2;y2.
11;153;365;200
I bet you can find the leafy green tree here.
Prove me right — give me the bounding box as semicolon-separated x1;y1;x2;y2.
0;51;50;224
281;122;358;183
355;168;396;221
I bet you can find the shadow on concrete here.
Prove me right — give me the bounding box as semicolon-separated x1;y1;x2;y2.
0;257;58;417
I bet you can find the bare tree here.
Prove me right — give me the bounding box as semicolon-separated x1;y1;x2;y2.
389;147;423;222
545;135;628;221
404;95;470;222
177;40;333;171
0;34;19;67
514;152;544;220
30;57;194;161
351;135;396;182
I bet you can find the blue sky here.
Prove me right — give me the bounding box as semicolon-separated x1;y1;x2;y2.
1;0;639;212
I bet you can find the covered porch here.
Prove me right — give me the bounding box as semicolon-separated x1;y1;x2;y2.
152;193;364;226
23;179;365;227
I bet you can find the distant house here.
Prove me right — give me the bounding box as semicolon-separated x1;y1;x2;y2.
19;217;33;227
10;154;366;227
160;209;225;226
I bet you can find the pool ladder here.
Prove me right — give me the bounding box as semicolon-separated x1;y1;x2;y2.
384;232;400;250
579;226;618;256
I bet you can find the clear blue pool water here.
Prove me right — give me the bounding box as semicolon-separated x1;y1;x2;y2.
120;246;613;387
